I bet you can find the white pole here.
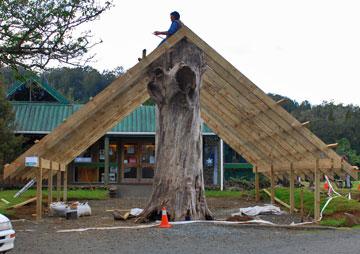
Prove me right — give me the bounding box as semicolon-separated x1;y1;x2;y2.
220;139;224;191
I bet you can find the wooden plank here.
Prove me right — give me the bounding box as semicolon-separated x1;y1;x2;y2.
51;161;59;171
60;164;66;172
314;159;321;221
327;143;338;149
104;136;109;186
263;189;299;212
203;69;308;161
270;165;275;204
255;166;260;202
48;164;53;208
201;87;284;164
40;158;51;170
56;170;61;201
201;104;262;165
36;164;42;221
63;166;68;202
202;79;298;164
183;25;356;178
289;163;295;214
276;98;288;105
11;197;37;209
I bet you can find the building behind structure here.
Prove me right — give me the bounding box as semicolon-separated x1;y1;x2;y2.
6;76;253;186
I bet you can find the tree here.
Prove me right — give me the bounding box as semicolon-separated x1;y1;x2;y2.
138;40;213;222
0;0;112;70
0;0;112;174
41;66;124;102
0;84;23;175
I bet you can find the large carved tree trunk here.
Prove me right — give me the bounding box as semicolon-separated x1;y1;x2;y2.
138;40;213;221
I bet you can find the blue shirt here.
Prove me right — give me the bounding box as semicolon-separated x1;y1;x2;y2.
167;20;181;37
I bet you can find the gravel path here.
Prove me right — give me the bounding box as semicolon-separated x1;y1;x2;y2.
12;222;360;254
9;187;359;254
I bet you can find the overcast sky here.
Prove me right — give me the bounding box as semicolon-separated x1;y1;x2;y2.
85;0;360;106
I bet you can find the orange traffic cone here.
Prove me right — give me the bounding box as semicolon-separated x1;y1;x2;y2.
159;207;172;228
323;182;329;191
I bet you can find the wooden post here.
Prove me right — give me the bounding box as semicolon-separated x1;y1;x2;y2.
314;159;321;221
104;136;110;186
36;161;43;221
63;165;68;202
289;163;295;214
255;166;260;202
220;139;224;191
270;164;275;204
56;169;61;201
300;188;304;222
48;163;53;207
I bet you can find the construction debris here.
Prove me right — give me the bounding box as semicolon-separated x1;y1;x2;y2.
232;205;285;217
11;197;37;209
112;208;143;220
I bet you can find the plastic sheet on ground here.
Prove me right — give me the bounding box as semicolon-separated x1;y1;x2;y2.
130;208;143;216
232;204;285;217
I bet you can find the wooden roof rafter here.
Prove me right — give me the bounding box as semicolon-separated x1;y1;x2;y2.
3;24;357;182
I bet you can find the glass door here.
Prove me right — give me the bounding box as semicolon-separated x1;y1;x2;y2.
140;144;155;182
122;143;139;182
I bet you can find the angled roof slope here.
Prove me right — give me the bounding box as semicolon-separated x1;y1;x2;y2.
7;76;70;104
4;25;357;181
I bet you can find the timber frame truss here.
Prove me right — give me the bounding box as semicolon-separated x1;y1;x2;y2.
4;25;358;199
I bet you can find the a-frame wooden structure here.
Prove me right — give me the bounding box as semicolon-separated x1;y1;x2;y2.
4;25;358;219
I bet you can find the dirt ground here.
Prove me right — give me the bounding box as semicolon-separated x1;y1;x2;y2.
11;192;304;229
8;186;360;254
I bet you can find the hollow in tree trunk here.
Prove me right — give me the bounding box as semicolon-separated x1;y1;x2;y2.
138;39;213;222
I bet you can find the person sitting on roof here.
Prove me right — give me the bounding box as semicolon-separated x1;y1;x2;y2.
153;11;182;45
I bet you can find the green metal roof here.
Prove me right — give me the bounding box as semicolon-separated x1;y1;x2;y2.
7;76;70;104
11;102;214;134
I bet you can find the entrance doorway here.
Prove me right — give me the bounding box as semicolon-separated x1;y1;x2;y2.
122;142;155;183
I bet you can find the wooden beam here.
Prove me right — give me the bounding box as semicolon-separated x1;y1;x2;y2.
56;170;61;201
36;163;42;221
48;163;53;208
203;71;311;161
63;166;68;202
301;121;310;127
202;80;301;164
289;163;295;214
104;136;110;186
255;166;260;202
11;197;37;209
276;98;288;106
270;165;275;204
314;159;321;221
263;189;298;212
327;143;338;149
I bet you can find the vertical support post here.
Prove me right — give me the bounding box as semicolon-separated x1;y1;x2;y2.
270;164;275;204
36;161;43;221
220;139;224;191
300;188;304;222
290;163;295;214
63;165;68;202
104;136;110;186
48;162;53;208
314;159;321;221
255;166;260;202
56;165;61;201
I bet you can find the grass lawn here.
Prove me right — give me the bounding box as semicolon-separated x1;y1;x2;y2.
0;188;108;216
206;187;360;227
